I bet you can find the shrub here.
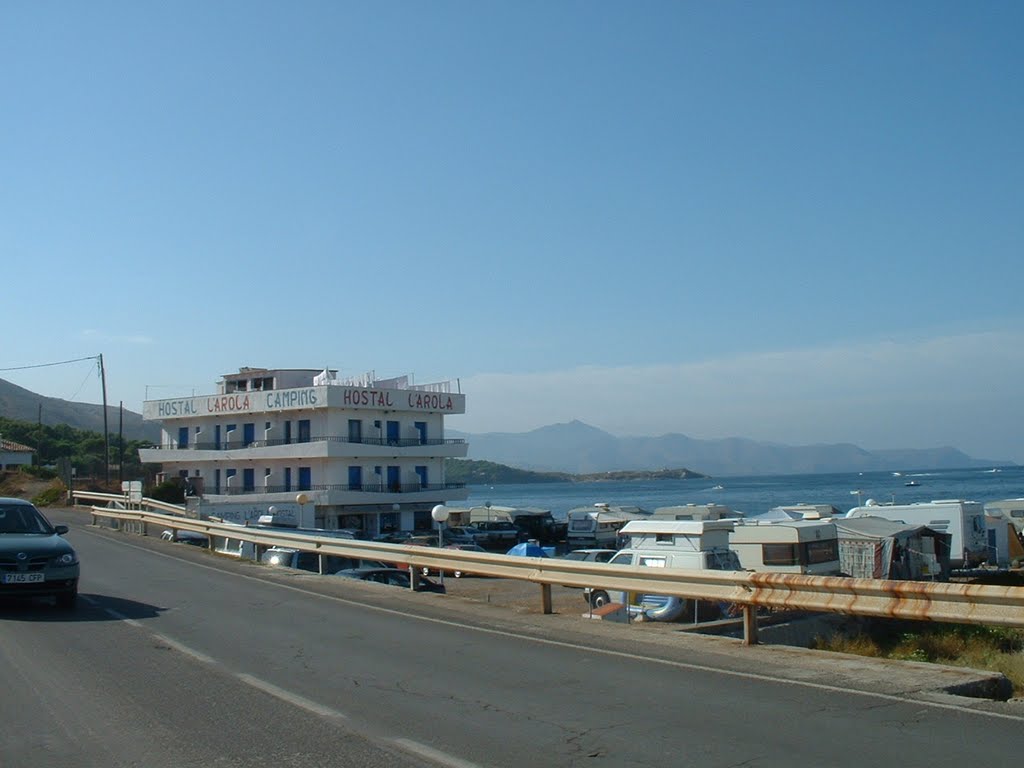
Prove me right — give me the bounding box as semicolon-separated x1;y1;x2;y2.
32;481;67;508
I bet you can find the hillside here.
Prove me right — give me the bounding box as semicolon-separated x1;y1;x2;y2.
0;378;159;442
444;459;707;485
449;420;1010;476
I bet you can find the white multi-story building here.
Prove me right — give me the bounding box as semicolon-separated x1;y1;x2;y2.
138;367;468;535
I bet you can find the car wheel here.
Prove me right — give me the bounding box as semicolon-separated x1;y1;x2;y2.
56;589;78;611
589;590;611;609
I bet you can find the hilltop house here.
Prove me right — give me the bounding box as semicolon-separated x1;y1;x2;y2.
0;436;34;470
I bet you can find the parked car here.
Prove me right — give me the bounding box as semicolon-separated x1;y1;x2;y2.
560;548;617;590
0;497;79;610
260;547;384;573
422;543;489;579
444;526;488;545
334;567;446;593
373;530;416;544
474;521;521;548
562;548;617;563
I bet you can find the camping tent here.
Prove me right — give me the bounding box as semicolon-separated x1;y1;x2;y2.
834;516;951;581
505;542;548;557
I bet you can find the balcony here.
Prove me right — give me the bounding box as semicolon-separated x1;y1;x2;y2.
138;436;468;463
200;481;469;506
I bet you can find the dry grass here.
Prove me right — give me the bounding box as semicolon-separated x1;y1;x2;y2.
814;621;1024;694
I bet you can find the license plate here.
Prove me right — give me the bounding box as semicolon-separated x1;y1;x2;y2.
3;573;45;584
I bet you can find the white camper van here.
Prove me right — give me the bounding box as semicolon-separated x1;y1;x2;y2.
584;519;742;621
729;520;841;575
846;499;987;568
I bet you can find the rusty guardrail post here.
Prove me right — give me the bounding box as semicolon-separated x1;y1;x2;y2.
540;583;553;614
742;605;759;646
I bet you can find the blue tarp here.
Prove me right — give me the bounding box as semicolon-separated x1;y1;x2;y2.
506;542;548;557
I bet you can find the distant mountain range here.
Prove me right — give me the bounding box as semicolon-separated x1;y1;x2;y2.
449;420;1012;477
0;378;1010;476
0;378;159;442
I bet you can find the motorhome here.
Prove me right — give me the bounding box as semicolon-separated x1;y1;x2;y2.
566;503;648;549
845;499;988;568
729;520;841;575
649;504;743;521
984;499;1024;535
584;519;742;621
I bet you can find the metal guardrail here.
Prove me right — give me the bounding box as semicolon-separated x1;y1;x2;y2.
73;495;1024;645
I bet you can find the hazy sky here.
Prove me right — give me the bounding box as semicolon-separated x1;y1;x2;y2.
3;3;1023;463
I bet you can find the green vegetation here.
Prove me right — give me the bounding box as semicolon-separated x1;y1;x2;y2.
814;619;1024;694
0;416;155;488
444;459;567;484
444;459;707;484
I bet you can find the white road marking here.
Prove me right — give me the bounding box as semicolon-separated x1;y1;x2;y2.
392;738;484;768
234;673;348;720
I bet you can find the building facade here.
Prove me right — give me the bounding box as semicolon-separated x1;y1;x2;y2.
0;437;34;470
138;367;468;534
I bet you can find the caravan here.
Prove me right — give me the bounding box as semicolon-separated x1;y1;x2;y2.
729;520;841;575
846;499;987;568
566;503;648;549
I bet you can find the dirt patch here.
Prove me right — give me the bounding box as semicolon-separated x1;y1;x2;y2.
442;575;594;616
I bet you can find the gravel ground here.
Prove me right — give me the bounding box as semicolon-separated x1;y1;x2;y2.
436;574;594;616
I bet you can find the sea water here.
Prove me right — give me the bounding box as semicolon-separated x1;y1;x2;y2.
465;466;1024;520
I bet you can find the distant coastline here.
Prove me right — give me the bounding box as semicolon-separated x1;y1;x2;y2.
445;459;707;485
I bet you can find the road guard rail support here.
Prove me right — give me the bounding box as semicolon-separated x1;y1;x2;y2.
74;495;1024;645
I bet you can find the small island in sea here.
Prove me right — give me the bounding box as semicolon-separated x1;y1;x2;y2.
444;459;707;485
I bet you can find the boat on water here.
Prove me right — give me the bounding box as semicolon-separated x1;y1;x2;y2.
905;480;920;487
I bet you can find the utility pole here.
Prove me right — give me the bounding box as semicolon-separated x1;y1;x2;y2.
99;354;109;486
118;401;124;484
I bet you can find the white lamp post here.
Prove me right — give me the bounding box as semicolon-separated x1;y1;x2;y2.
432;504;449;585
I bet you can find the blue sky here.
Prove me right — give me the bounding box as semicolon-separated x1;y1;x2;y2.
3;3;1023;463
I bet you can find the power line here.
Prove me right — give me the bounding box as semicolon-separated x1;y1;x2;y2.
0;355;99;372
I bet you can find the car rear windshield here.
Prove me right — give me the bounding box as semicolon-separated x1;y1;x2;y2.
0;504;53;534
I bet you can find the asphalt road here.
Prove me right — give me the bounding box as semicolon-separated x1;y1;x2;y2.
3;507;1024;767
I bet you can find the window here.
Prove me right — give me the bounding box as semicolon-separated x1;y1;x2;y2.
284;467;292;493
298;420;311;443
609;553;633;566
225;469;237;487
214;469;221;493
242;468;255;492
284;421;292;445
762;543;799;566
297;467;311;491
348;419;362;443
243;423;255;446
348;466;363;490
414;421;427;444
178;427;189;448
386;420;400;445
638;556;667;568
415;466;428;488
803;539;839;565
